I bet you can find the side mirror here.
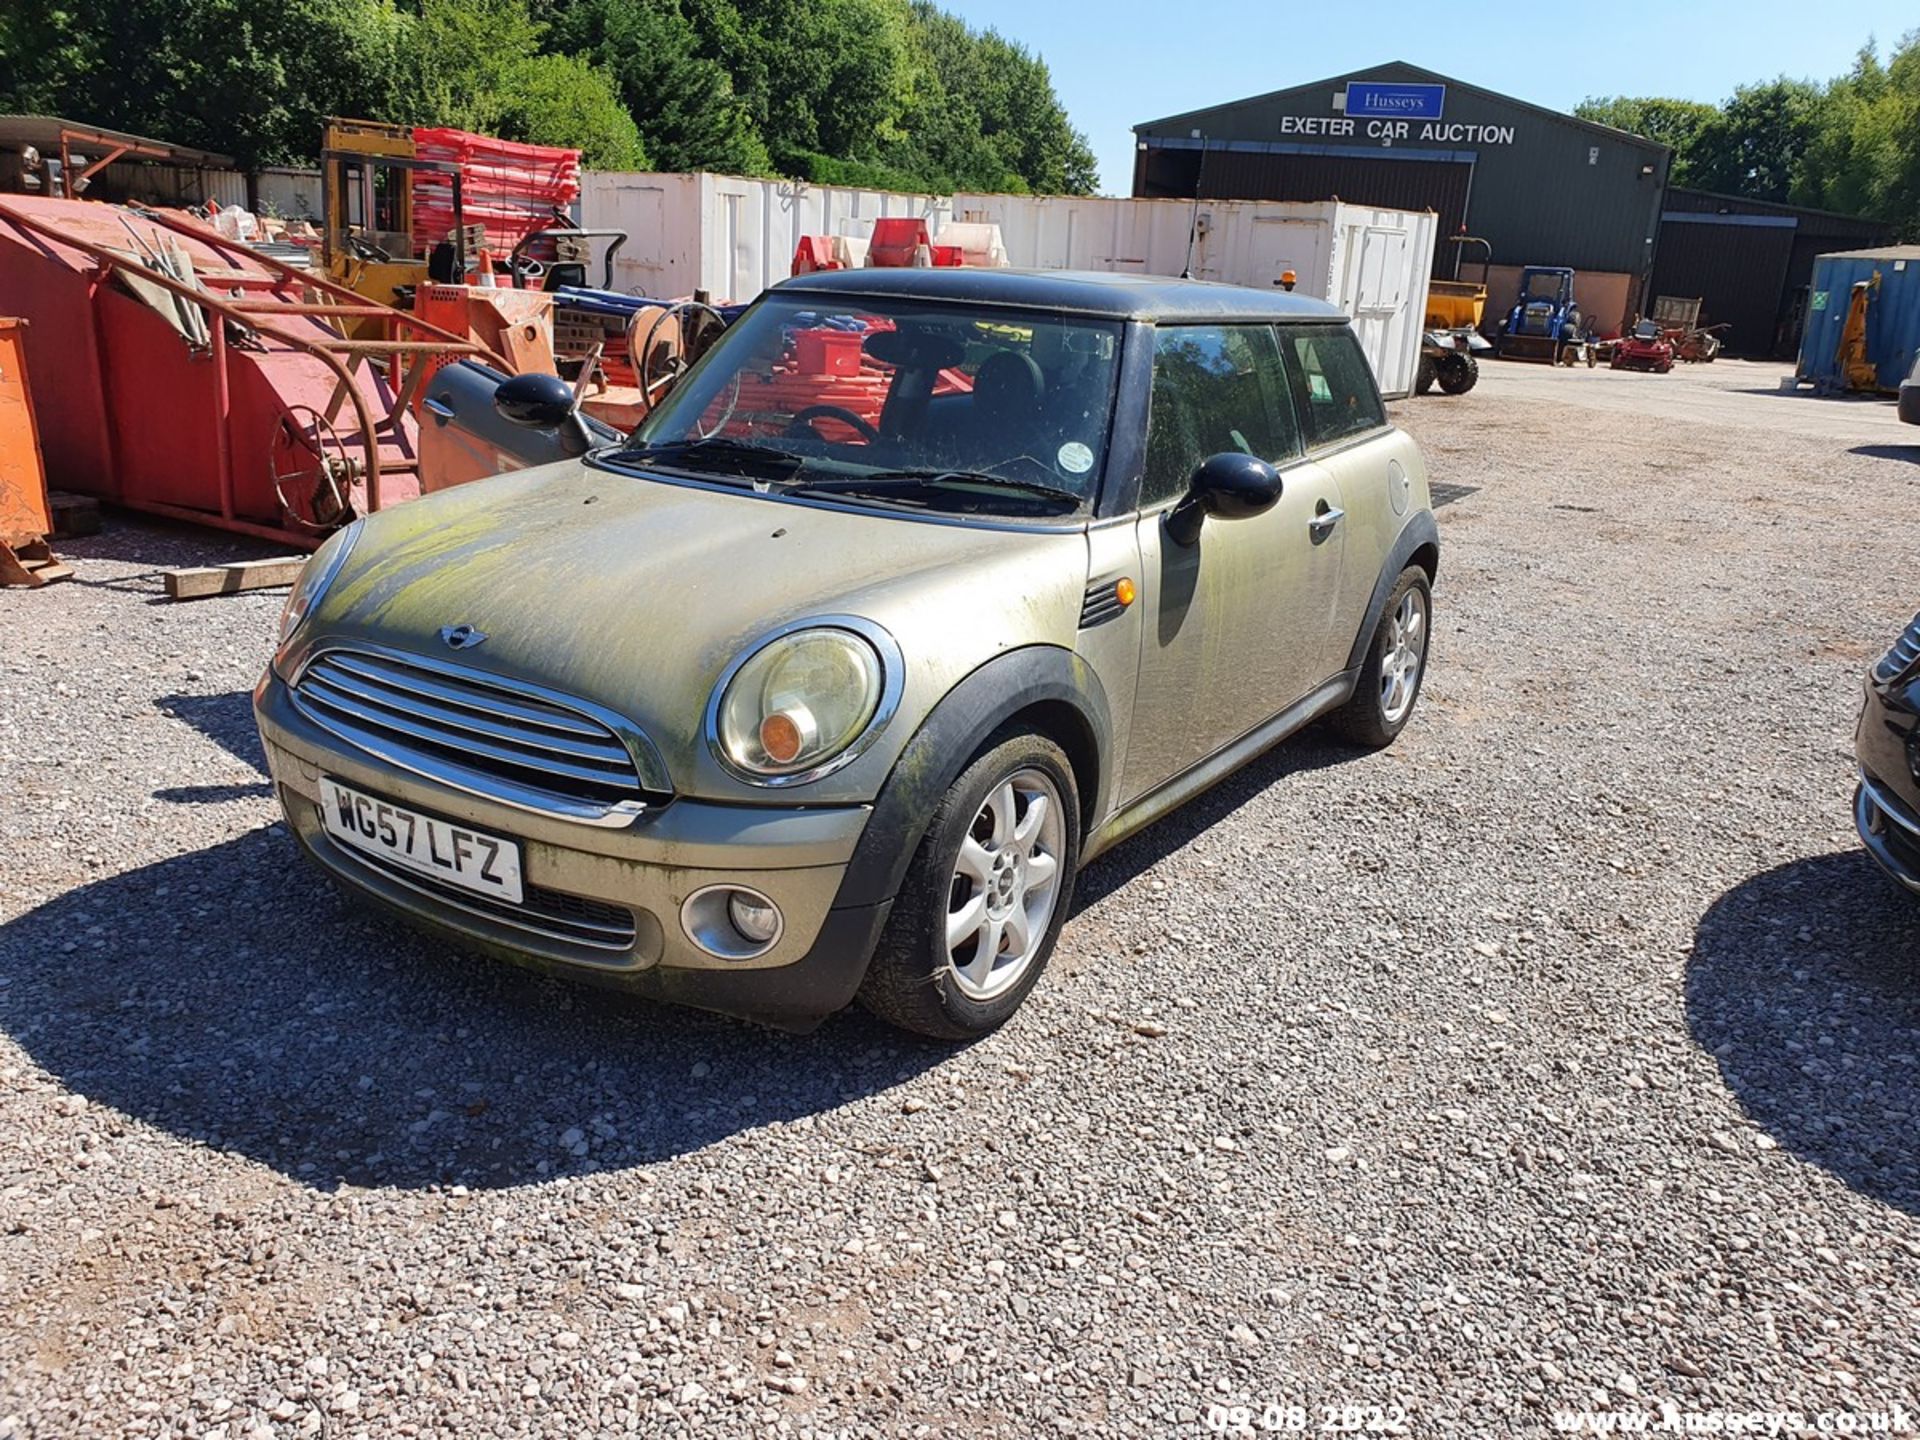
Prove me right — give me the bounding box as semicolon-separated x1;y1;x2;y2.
1165;452;1283;546
494;372;576;429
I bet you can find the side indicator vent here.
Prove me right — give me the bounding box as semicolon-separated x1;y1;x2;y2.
1079;576;1136;630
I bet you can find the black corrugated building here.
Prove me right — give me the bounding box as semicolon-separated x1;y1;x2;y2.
1651;189;1894;357
1134;61;1671;302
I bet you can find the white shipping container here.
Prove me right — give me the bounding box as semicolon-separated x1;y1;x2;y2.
950;193;1436;398
582;172;951;304
581;174;1434;397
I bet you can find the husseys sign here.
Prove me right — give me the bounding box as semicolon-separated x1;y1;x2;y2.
1274;81;1518;148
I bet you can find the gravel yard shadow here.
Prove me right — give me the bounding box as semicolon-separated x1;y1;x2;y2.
154;691;272;795
1073;732;1363;910
0;830;936;1191
1687;850;1920;1214
1850;444;1920;465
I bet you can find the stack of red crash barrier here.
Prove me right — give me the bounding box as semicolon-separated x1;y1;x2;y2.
411;128;582;254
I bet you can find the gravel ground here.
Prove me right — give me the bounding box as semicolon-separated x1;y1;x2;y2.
3;362;1919;1438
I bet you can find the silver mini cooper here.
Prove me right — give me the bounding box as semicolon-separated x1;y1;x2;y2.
255;269;1438;1038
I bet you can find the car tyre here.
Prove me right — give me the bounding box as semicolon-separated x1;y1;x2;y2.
1414;355;1437;395
1330;567;1432;749
857;731;1081;1040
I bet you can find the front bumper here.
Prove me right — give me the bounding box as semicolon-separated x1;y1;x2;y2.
1854;670;1920;896
1855;772;1920;894
254;669;889;1029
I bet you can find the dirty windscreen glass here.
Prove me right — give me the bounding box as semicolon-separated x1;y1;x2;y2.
1522;272;1564;301
618;294;1123;515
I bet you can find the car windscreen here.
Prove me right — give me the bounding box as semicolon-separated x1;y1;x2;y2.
1523;273;1563;300
614;293;1123;516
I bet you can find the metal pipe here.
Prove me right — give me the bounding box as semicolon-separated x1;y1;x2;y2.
209;305;234;521
132;204;507;368
117;498;321;551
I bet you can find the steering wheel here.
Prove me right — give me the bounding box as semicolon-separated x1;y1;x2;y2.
785;404;880;444
346;233;391;264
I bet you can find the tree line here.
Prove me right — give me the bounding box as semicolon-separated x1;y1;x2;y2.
1577;30;1919;234
0;0;1099;195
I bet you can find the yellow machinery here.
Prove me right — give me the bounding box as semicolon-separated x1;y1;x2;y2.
1426;235;1491;331
1834;273;1888;395
1425;280;1486;332
321;119;468;317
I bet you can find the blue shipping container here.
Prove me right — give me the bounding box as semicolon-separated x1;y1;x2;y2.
1797;246;1920;391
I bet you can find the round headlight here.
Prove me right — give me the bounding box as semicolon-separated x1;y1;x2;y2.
277;519;362;648
713;625;889;782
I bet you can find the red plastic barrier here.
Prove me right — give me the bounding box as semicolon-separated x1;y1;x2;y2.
410;127;581;256
868;217;931;268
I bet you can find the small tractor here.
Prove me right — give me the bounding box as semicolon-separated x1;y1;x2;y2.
1498;265;1595;366
1416;234;1494;396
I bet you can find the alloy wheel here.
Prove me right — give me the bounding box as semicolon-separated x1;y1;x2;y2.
945;768;1065;1001
1379;587;1428;725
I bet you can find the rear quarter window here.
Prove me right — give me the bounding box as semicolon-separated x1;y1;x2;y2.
1286;326;1387;448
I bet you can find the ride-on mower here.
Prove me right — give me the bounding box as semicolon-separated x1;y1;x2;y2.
1498;266;1594;366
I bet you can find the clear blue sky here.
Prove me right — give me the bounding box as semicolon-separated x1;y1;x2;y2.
945;0;1916;194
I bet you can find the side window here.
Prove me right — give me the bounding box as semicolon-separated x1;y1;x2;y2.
1287;327;1387;447
1140;324;1300;507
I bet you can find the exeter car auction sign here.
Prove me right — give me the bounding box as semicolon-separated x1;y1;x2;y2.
1276;81;1518;147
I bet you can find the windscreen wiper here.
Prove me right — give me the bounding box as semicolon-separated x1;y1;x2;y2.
614;437;806;478
795;468;1084;510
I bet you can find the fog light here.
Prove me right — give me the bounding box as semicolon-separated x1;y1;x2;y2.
728;892;781;945
680;884;785;960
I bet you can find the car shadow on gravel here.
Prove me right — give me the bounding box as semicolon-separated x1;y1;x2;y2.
154;691;273;800
1850;444;1920;465
1686;850;1920;1215
1073;731;1366;910
0;829;939;1192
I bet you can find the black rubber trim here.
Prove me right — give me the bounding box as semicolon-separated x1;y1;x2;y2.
633;901;892;1032
1343;510;1440;672
832;645;1112;910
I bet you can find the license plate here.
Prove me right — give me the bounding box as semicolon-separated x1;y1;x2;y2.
319;776;524;904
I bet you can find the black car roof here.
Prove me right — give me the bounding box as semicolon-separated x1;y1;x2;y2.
774;266;1348;323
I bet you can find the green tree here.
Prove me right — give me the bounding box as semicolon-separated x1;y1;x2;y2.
494;53;647;167
0;0;408;168
1687;78;1824;203
1573;95;1718;183
1795;34;1920;233
550;0;769;173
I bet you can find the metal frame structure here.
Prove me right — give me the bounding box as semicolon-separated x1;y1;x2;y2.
0;198;508;545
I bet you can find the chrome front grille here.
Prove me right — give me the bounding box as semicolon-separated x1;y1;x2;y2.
1874;614;1920;685
291;646;668;826
328;835;638;952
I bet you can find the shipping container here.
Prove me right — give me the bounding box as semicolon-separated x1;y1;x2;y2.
583;176;1435;399
1796;246;1920;392
948;192;1434;396
581;172;951;304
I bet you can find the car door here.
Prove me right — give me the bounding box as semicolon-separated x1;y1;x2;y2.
1123;322;1347;803
1281;324;1399;655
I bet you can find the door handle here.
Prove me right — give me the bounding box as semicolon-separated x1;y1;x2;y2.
423;397;455;424
1309;502;1344;542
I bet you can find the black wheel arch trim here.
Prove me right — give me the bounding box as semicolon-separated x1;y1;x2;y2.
1343;510;1440;673
832;645;1111;911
